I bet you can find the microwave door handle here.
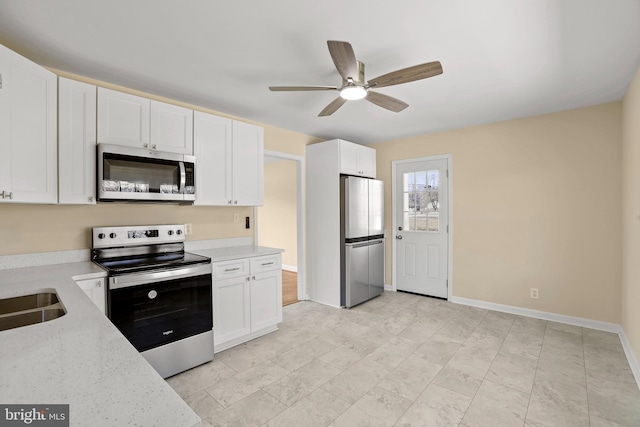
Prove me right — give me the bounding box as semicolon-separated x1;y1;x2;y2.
179;161;186;194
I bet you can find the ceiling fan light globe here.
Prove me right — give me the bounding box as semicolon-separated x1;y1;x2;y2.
340;86;367;100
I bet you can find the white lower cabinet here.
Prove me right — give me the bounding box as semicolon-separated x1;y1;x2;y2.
75;278;106;315
213;275;251;344
212;253;282;352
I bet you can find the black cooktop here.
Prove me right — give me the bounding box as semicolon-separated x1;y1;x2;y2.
95;252;211;276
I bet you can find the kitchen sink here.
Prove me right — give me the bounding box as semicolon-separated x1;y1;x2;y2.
0;292;66;331
0;292;59;315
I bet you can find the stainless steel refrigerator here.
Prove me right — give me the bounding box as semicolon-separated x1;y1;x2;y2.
340;176;385;308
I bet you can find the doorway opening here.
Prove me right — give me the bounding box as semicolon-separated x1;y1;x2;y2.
255;150;306;305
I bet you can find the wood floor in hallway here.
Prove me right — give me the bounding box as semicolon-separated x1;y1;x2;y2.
282;270;298;307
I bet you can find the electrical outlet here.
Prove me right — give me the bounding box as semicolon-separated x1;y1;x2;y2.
530;288;539;299
185;223;193;235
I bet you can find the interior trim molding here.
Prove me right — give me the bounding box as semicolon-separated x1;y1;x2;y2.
450;296;619;332
450;295;640;390
619;328;640;388
282;264;297;272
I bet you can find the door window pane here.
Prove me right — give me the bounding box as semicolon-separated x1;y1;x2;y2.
403;170;439;232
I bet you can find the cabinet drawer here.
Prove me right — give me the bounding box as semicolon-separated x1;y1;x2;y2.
250;254;281;273
212;258;250;279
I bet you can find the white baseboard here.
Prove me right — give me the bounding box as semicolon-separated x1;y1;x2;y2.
619;328;640;388
449;296;620;332
450;295;640;391
282;264;297;273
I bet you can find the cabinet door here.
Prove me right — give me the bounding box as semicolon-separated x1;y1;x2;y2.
59;78;97;204
358;145;377;178
339;140;360;176
97;87;150;148
193;111;233;205
0;44;57;204
250;270;282;331
150;100;193;154
213;275;251;346
76;278;106;315
232;121;264;206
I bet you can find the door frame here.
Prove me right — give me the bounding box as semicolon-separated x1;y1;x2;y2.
254;150;307;301
391;154;453;300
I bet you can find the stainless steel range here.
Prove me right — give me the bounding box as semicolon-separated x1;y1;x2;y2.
92;224;213;378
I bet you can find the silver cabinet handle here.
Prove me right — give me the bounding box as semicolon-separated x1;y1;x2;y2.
228;200;232;205
234;200;238;205
261;262;274;266
96;281;102;287
88;196;94;202
144;143;149;148
1;191;13;199
224;267;240;272
246;277;250;282
252;276;255;280
152;144;157;149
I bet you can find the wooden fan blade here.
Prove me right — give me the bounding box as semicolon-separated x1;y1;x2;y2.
318;97;347;116
366;91;409;112
368;61;443;88
327;40;358;81
269;85;338;91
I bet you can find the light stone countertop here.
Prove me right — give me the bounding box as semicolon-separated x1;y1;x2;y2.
191;245;284;262
0;261;201;427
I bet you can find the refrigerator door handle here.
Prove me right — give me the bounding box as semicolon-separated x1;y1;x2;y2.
346;239;384;248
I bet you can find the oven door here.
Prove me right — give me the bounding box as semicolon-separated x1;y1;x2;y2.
108;264;212;352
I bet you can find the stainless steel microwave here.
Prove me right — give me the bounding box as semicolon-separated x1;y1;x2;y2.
97;144;196;203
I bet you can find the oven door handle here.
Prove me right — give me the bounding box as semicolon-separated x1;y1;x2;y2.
109;264;212;290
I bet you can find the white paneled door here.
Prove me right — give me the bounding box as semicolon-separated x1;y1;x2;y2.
395;158;449;298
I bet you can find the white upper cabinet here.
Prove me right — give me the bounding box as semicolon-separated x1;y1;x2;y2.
232;121;264;206
193;111;264;206
339;139;376;178
97;88;150;148
150;100;193;154
193;111;232;205
58;77;97;204
0;43;57;204
97;88;193;155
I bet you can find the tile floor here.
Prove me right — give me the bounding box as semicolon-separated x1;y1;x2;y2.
167;291;640;426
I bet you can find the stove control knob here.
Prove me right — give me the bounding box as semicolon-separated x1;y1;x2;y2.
98;233;106;239
168;230;174;236
176;229;183;235
148;290;158;300
109;233;117;239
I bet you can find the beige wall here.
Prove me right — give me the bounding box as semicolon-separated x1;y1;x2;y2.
0;70;316;256
374;102;622;323
258;160;298;267
622;66;640;359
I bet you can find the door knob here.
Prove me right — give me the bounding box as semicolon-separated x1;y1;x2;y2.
396;235;403;240
398;226;403;231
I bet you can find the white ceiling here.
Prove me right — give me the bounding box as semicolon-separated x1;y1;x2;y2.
1;0;639;144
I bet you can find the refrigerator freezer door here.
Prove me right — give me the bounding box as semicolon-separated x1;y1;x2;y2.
344;177;370;240
368;239;385;298
344;242;371;307
368;179;384;236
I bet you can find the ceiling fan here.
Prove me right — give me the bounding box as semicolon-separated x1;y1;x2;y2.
269;40;443;117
